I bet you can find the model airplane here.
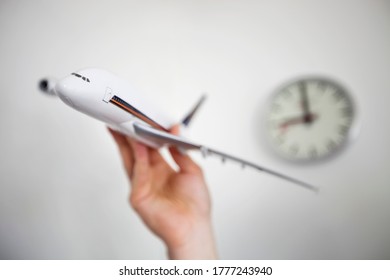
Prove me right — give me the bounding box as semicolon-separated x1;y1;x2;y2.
39;68;318;192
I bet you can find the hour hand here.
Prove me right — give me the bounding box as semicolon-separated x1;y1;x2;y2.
279;113;317;130
279;116;305;130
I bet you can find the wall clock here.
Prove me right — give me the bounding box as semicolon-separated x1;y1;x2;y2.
266;77;357;161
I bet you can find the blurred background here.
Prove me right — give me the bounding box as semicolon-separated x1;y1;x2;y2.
0;0;389;259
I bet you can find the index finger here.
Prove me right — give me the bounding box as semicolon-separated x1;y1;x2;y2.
108;127;135;178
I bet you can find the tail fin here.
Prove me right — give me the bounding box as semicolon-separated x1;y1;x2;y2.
181;94;207;127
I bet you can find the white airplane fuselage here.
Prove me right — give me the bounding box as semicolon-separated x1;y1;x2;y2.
54;68;174;148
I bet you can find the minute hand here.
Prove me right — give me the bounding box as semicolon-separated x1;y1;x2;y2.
299;82;313;124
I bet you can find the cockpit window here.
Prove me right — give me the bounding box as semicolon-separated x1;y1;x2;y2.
71;73;90;83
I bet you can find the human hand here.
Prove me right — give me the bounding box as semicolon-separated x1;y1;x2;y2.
109;126;217;259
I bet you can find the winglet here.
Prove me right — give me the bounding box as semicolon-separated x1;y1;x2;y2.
181;94;207;127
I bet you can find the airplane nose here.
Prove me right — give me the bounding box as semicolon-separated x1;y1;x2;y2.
55;79;76;108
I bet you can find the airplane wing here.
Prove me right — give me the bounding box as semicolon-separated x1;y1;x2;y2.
133;122;319;192
133;122;202;150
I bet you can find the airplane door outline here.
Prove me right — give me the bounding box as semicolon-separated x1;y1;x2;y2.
103;87;113;103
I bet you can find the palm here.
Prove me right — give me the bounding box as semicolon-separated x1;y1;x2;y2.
131;148;211;248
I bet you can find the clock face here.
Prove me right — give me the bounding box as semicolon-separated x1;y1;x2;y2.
266;77;356;161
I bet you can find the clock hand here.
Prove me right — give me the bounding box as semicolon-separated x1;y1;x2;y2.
279;113;318;130
279;116;305;129
299;81;313;124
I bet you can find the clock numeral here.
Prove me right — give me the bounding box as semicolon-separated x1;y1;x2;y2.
317;81;327;92
340;106;353;118
298;81;305;92
289;144;299;155
272;103;282;113
283;89;292;99
338;125;349;136
268;120;278;129
333;90;344;102
326;139;337;151
308;147;318;158
275;134;285;145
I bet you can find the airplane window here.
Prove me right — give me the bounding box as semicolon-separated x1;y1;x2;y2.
71;73;90;83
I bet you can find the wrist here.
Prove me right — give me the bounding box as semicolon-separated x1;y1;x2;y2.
167;219;217;260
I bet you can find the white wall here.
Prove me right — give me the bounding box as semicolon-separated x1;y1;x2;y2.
0;0;389;259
